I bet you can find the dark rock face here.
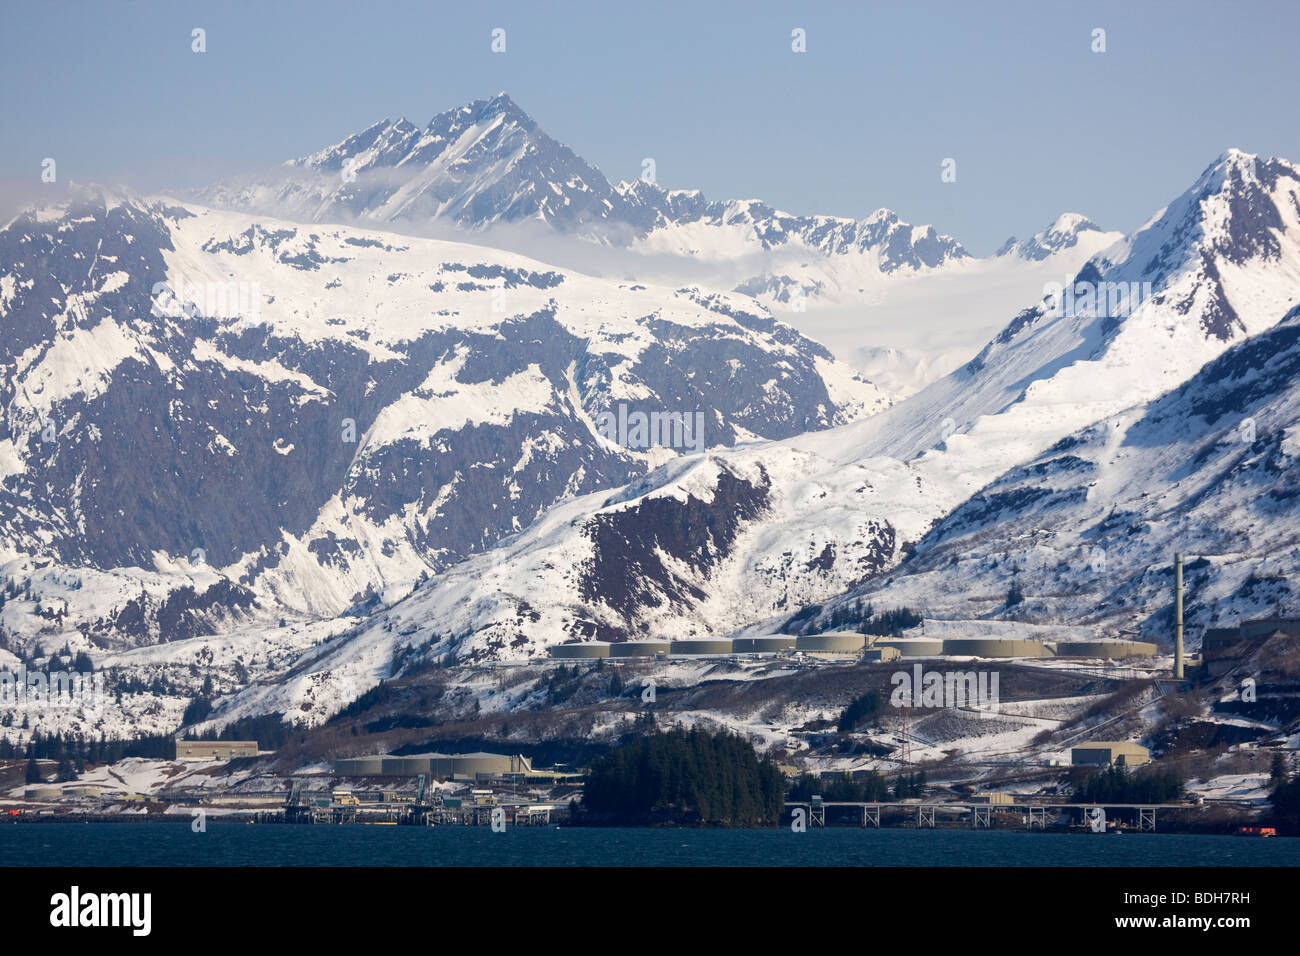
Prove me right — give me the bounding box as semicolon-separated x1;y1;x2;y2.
87;579;257;643
577;462;771;634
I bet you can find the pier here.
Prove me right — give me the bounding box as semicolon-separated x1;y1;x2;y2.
786;800;1168;831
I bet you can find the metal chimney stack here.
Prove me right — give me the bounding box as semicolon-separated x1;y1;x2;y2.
1174;552;1184;680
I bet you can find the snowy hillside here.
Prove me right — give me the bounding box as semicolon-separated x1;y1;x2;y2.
0;190;884;644
204;148;1300;724
825;303;1300;645
766;216;1123;397
200;93;1134;398
6;138;1299;742
199;93;650;236
199;92;972;283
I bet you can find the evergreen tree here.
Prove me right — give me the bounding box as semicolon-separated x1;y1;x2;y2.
582;728;784;826
1270;753;1288;785
1269;775;1300;834
838;691;881;732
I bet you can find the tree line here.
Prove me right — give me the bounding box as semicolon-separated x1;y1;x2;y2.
1071;764;1184;803
788;769;927;802
6;730;177;784
581;727;785;826
783;600;924;637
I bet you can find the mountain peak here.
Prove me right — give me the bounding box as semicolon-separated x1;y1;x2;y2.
468;90;529;122
996;212;1106;260
1215;146;1258;167
1195;147;1266;191
1115;147;1300;283
1186;148;1300;206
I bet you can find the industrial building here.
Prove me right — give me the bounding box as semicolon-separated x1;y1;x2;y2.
969;792;1015;805
1071;742;1150;767
1202;618;1300;677
177;740;260;761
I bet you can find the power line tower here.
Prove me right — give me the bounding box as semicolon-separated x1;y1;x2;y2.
899;704;912;765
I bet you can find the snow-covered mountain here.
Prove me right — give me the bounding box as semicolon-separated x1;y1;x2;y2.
0;190;885;653
206;148;1300;724
995;213;1109;261
753;213;1124;397
820;301;1300;646
8;124;1299;741
199;92;971;272
624;187;969;270
198;92;1126;399
199;93;650;236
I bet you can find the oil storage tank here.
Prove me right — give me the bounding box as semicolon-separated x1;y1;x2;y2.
550;642;611;659
795;633;866;654
427;754;456;778
732;636;796;654
334;755;385;775
941;638;1050;658
609;640;671;658
449;752;513;779
872;637;944;657
379;755;409;775
1052;640;1158;659
398;755;437;775
669;639;734;655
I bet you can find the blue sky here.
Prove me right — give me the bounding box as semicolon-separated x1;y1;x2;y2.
2;0;1297;253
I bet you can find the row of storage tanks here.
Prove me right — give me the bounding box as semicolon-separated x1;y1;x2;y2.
549;634;1158;660
333;751;515;778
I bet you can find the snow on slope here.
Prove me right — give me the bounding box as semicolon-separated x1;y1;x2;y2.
197;91;1142;404
829;304;1300;645
764;218;1123;396
0;190;886;649
197;91;1006;394
207;149;1300;724
197;93;642;236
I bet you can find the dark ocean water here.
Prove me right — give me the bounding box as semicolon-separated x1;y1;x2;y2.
2;823;1297;866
